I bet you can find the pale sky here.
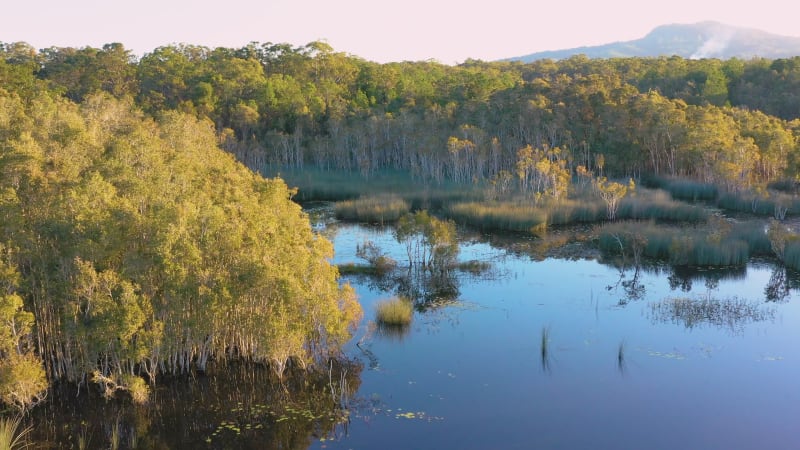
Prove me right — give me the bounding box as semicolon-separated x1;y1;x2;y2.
4;0;800;63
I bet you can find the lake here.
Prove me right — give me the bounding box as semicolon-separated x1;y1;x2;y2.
27;208;800;449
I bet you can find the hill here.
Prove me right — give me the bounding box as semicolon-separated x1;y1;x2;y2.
507;22;800;61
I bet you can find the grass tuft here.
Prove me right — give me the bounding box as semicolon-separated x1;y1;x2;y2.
375;297;413;327
334;194;410;224
0;416;32;450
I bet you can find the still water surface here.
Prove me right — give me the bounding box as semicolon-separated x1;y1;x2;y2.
28;210;800;449
315;217;799;450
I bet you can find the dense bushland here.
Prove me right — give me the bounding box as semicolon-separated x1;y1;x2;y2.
0;91;361;411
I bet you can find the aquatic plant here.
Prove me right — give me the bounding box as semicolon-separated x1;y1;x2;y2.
598;220;767;267
617;190;708;222
375;297;413;327
444;201;548;234
334;194;410;224
646;177;718;202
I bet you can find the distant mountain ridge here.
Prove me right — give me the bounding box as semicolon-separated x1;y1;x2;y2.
507;22;800;62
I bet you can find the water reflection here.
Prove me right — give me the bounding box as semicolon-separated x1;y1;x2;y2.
30;360;363;449
649;296;775;334
664;265;747;292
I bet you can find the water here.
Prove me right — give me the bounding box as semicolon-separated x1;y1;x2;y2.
27;212;800;449
315;217;800;450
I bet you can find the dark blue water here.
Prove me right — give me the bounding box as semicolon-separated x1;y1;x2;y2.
312;219;800;450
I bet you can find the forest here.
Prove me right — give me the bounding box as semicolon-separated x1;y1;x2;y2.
1;39;800;415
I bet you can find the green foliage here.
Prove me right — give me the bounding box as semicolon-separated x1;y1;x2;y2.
375;297;413;327
0;354;48;413
395;211;459;271
354;241;397;275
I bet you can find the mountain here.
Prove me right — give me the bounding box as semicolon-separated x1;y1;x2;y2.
507;22;800;62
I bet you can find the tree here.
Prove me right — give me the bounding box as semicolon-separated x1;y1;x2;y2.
596;177;629;220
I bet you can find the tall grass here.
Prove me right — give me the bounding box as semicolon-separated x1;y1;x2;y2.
444;201;548;234
444;188;707;235
598;220;765;267
617;190;709;222
645;177;718;202
375;297;413;327
783;242;800;271
717;191;800;218
334;195;410;224
275;168;485;206
0;416;32;450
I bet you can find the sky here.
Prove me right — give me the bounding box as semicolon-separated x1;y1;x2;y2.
4;0;800;63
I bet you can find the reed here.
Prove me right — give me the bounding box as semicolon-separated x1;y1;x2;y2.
334;194;410;224
617;190;708;222
444;201;548;234
375;297;414;327
598;221;757;267
717;191;800;218
646;177;718;202
783;242;800;271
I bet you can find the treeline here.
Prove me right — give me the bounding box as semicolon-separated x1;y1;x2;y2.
0;89;361;411
2;41;799;190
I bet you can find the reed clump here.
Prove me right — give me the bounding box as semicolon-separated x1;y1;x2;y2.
598;220;765;267
444;201;548;234
782;242;800;271
717;191;800;218
375;297;414;327
646;177;718;202
616;190;708;222
0;415;32;450
334;195;410;224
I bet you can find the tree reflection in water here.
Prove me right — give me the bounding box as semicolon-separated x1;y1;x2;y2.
649;296;775;334
29;359;363;449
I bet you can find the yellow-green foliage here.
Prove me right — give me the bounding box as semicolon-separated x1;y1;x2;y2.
375;297;413;326
0;91;363;396
334;194;410;223
0;353;48;413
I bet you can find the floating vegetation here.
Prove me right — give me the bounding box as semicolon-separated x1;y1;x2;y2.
649;296;775;333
